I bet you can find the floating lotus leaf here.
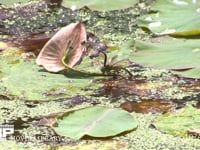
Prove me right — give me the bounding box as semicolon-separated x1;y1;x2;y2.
53;106;138;139
153;105;200;137
131;38;200;78
0;48;102;101
0;0;30;6
62;0;138;11
137;0;200;37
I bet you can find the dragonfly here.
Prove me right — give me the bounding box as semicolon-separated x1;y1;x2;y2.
83;32;133;79
100;51;133;79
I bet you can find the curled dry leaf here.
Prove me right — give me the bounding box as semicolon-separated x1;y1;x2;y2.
187;128;200;137
36;22;87;72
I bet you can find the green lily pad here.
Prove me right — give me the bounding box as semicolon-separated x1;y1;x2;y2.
0;48;103;101
53;106;137;139
137;0;200;36
132;38;200;78
62;0;138;11
0;0;30;6
153;105;200;137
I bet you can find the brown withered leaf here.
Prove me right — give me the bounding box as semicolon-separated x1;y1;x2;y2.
120;100;173;113
36;22;87;72
33;112;64;127
19;32;55;53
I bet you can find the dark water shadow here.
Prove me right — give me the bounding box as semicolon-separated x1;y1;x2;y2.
37;68;104;79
